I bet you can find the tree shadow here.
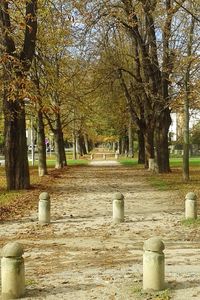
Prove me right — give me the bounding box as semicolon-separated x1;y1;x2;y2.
167;279;200;290
25;282;104;298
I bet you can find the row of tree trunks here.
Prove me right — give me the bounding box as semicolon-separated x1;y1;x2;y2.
73;131;94;159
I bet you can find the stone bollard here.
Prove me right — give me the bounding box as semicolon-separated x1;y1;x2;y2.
185;192;197;219
113;192;124;223
1;242;25;299
115;153;119;159
103;154;106;160
148;158;155;171
39;192;51;224
143;237;165;291
90;154;94;160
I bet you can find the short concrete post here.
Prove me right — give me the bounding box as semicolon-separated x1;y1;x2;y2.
1;242;25;299
148;158;155;171
115;153;119;159
103;154;106;160
143;237;165;291
185;192;197;219
113;192;124;223
90;154;94;160
39;192;50;224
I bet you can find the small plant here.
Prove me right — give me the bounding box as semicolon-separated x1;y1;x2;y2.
153;289;171;300
181;217;200;227
132;284;171;300
25;278;37;286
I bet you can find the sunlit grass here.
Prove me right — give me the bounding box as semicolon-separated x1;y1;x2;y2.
119;158;138;166
170;157;200;167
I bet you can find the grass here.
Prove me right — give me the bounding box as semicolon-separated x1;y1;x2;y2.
170;157;200;167
181;217;200;227
67;159;88;165
28;158;89;167
0;191;24;205
118;156;200;167
131;283;171;300
119;158;138;166
148;177;170;191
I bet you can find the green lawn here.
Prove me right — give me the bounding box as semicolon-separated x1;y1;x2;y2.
119;158;139;166
119;156;200;168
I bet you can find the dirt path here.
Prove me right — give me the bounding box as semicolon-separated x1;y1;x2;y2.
0;163;200;299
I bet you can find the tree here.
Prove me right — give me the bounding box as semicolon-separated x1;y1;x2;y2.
0;0;37;189
77;0;198;172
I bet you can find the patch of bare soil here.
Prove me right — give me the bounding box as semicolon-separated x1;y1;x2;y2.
0;163;200;299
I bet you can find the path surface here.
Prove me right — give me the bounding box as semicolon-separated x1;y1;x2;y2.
0;163;200;299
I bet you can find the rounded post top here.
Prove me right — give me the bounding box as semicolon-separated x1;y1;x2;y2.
39;192;50;201
143;237;165;253
114;192;124;200
185;192;197;200
1;242;24;258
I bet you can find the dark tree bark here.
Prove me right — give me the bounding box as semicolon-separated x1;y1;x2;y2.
45;110;67;168
0;0;37;190
54;115;67;169
183;16;195;181
137;129;145;164
4;98;30;189
37;109;47;176
155;108;171;173
79;134;87;155
128;119;134;157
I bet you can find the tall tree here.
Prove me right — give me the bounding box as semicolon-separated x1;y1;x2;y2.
0;0;37;189
183;16;195;181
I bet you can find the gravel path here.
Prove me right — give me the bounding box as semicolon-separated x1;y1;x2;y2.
0;163;200;299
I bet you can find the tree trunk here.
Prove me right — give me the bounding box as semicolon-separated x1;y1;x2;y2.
137;129;145;164
60;131;67;166
155;108;171;173
0;0;37;190
144;126;155;169
76;135;82;157
183;16;195;181
37;109;47;176
4;99;30;190
84;134;89;154
183;73;190;181
54;115;67;168
128;120;134;158
73;132;77;160
79;134;87;155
